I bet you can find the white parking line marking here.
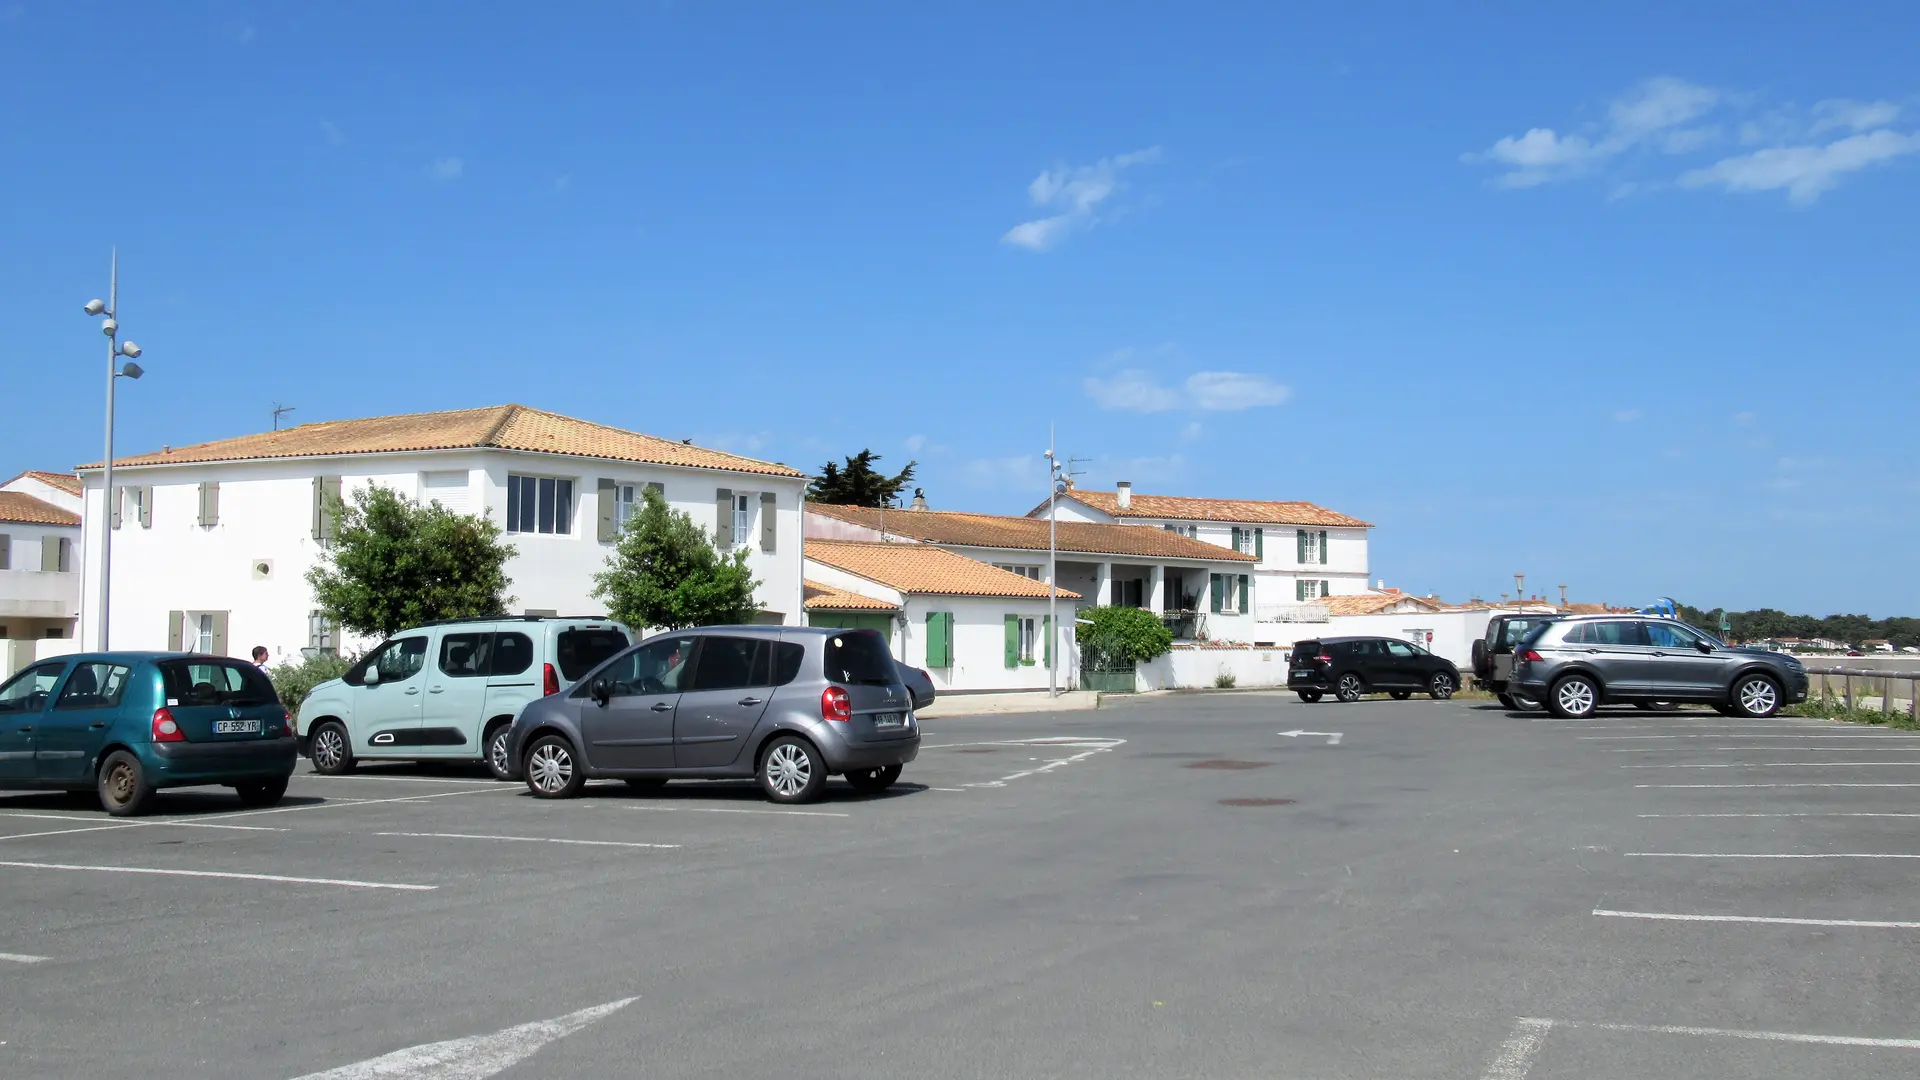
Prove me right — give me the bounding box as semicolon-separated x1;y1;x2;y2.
1627;852;1920;860
299;774;506;786
0;952;49;964
1612;746;1920;753
1595;909;1920;929
0;823;137;842
195;786;511;821
288;997;636;1080
0;859;434;891
1640;813;1920;818
1481;1018;1554;1080
1582;734;1920;740
621;804;849;818
1638;782;1920;789
1525;1016;1920;1050
1623;762;1920;769
376;831;680;849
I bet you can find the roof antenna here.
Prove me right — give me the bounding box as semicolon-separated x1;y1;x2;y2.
272;403;295;431
1065;455;1089;491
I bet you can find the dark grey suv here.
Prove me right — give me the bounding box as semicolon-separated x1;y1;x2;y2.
502;626;921;804
1511;615;1809;719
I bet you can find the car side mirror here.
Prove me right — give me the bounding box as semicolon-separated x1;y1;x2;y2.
363;665;380;685
590;678;613;706
1695;640;1713;654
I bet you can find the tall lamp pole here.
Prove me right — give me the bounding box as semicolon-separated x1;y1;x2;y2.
84;249;145;651
1044;434;1064;698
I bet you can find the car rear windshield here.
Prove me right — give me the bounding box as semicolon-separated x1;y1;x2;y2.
1496;618;1555;650
1289;641;1323;662
159;660;280;707
557;628;629;682
823;630;897;686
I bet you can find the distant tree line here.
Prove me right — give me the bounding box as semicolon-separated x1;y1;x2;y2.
1676;603;1920;650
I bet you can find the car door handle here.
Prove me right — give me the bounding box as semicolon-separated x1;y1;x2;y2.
89;722;108;730
1583;649;1601;654
15;725;32;733
428;687;446;694
1651;651;1668;657
737;696;764;706
651;702;674;712
404;687;420;696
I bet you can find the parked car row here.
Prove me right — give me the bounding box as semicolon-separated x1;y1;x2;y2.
0;618;930;815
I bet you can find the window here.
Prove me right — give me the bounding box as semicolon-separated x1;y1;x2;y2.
438;633;495;678
1496;618;1552;649
772;642;806;685
733;494;751;547
689;636;774;692
194;613;215;653
1162;523;1196;538
492;632;534;676
0;662;66;713
1018;617;1037;663
1110;579;1144;608
308;611;337;655
118;485;150;530
1646;622;1708;649
557;627;630;682
422;470;473;513
347;636;429;685
1298;579;1323;601
54;663;131;710
598;635;697;697
1384;640;1420;659
1567;621;1650;646
824;629;896;685
507;475;574;535
1300;530;1322;564
1402;632;1433;652
614;484;637;528
993;563;1043;580
158;660;278;707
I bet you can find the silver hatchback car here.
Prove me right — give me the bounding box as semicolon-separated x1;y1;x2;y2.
1511;614;1809;720
502;625;921;804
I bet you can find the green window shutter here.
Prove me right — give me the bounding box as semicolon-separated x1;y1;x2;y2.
596;479;618;542
1210;574;1225;614
927;612;952;668
1004;614;1019;668
167;611;184;651
1319;530;1329;565
1297;529;1307;563
1239;575;1250;613
1254;528;1264;559
1322;580;1331;597
1296;579;1306;601
1230;526;1242;552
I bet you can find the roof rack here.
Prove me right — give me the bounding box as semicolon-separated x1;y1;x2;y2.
411;614;614;628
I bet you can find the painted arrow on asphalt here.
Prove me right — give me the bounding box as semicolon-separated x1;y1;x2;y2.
1278;729;1343;745
289;997;636;1079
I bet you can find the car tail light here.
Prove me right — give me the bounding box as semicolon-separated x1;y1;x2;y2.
1522;650;1544;663
821;686;851;722
152;707;184;743
1317;654;1333;664
279;709;293;737
542;663;560;696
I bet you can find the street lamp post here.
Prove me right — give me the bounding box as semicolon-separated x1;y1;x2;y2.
1044;438;1065;698
84;249;144;651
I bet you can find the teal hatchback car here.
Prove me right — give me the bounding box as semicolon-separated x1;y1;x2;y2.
0;652;297;816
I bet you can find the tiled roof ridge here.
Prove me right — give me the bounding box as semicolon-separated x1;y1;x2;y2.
0;490;81;526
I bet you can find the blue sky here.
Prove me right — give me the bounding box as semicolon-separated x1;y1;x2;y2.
3;3;1916;616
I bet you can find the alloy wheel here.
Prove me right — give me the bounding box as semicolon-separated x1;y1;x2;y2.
528;743;573;794
1556;679;1596;717
1430;673;1455;699
487;730;511;776
1738;677;1778;716
765;743;812;799
312;727;345;772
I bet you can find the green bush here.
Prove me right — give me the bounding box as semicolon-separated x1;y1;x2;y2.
1213;671;1238;689
1076;606;1174;669
269;652;354;714
1787;695;1919;730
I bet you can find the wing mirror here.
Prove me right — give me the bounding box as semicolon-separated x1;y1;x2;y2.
590;678;613;706
1694;640;1713;654
363;664;380;685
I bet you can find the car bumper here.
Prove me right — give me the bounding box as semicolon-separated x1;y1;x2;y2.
150;736;299;783
1287;673;1333;691
821;736;920;772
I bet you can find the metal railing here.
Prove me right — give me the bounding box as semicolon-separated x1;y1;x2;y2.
1802;665;1920;720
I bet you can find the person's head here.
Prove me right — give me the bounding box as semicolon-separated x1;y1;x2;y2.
251;645;269;664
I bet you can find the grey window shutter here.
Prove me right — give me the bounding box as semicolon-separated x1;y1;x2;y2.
760;492;777;552
714;488;733;549
0;533;9;570
597;478;618;542
1319;530;1328;565
311;478;325;539
41;535;60;572
167;611;184;651
210;611;229;656
110;487;123;530
139;486;153;528
199;481;221;527
58;538;72;573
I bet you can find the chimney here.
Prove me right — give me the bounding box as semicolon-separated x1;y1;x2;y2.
909;487;928;511
1116;481;1131;510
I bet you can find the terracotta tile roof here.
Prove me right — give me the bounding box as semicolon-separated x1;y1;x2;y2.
806;539;1083;600
1323;593;1443;616
3;471;83;496
807;503;1257;563
78;405;804;478
802;580;901;612
1048;489;1371;528
0;491;80;527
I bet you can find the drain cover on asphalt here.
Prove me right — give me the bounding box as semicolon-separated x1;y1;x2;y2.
1186;759;1271;770
1218;797;1296;807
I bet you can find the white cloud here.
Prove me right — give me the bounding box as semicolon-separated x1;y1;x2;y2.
1466;77;1718;187
320;120;347;147
1082;368;1290;413
1002;147;1161;252
903;434;927;453
1604;77;1720;144
429;157;464;181
957;455;1044;490
1179;421;1204;443
1812;99;1902;134
1679;129;1920;203
1613;409;1643;423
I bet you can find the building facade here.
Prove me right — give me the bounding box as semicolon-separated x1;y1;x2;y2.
75;406;807;663
0;471;82;645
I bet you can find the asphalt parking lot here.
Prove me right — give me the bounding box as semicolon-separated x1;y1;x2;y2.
2;694;1916;1079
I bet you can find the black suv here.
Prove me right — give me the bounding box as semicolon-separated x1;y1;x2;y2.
1471;612;1562;709
1289;636;1461;703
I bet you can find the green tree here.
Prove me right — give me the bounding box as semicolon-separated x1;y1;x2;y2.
807;449;917;507
305;484;517;639
268;652;354;714
1075;606;1174;669
593;486;762;630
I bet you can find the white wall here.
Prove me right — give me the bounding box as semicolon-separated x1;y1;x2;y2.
80;449;807;659
1327;609;1494;669
1137;646;1292;690
894;594;1074;693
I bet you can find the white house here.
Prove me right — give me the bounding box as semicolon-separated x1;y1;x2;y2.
0;471;82;645
804;502;1265;643
802;539;1081;693
1031;483;1374;607
74;405;808;663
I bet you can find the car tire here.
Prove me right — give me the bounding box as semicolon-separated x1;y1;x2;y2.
524;735;586;799
1547;674;1600;719
1389;690;1413;700
623;778;668;792
1732;673;1782;719
759;735;826;804
1296;691;1323;703
1497;692;1518;709
97;750;157;817
844;764;903;794
233;777;288;808
1428;672;1456;700
308;721;355;776
1334;674;1365;703
1512;693;1544;711
483;722;514;781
